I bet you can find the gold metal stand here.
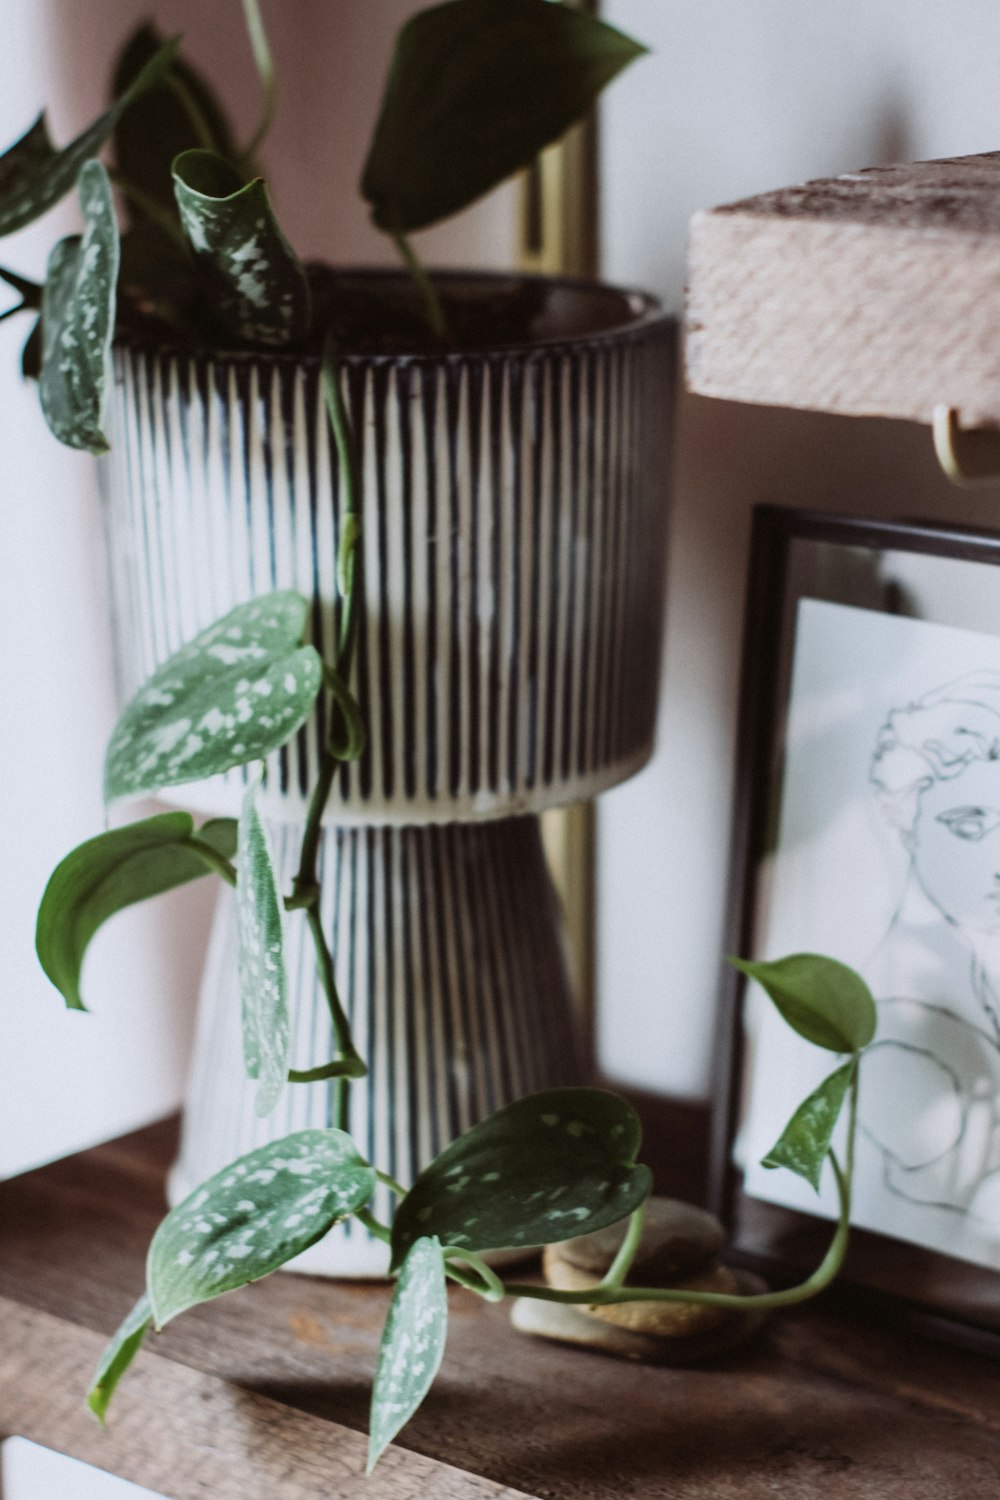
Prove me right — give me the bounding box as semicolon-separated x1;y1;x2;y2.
518;0;598;1047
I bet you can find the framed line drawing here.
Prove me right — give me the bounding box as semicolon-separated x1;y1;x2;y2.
712;506;1000;1349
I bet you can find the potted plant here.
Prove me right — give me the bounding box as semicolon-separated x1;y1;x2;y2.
7;0;878;1471
16;0;676;1278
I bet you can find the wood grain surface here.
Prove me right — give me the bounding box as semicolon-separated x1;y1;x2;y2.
4;1116;1000;1497
685;151;1000;429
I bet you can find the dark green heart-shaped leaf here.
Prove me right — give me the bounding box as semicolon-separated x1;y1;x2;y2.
390;1088;652;1270
37;812;236;1012
112;23;239;225
147;1130;375;1326
361;0;647;233
104;592;322;803
732;954;877;1054
38;160;119;453
86;1293;152;1423
762;1061;855;1192
0;36;180;238
368;1237;447;1473
236;784;289;1117
172;149;310;347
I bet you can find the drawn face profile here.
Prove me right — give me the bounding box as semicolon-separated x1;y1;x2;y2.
911;758;1000;933
872;671;1000;944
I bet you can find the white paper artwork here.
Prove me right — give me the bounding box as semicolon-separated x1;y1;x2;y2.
741;598;1000;1271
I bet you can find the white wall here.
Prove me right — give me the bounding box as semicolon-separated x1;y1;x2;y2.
596;0;1000;1099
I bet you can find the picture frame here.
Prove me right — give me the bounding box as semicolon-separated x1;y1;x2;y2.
712;505;1000;1353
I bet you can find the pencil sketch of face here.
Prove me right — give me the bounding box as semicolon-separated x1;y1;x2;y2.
872;673;1000;935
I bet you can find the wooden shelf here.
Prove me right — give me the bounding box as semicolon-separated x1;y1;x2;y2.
3;1115;1000;1497
686;151;1000;429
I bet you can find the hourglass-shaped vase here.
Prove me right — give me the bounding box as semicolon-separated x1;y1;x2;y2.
99;271;675;1274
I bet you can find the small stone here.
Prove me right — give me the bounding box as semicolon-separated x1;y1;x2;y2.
511;1270;769;1364
546;1196;725;1285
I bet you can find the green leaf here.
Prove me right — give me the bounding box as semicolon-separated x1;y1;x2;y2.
368;1237;447;1473
147;1130;375;1327
38;160;120;453
762;1062;855;1192
390;1088;652;1270
732;953;877;1054
103;592;323;803
361;0;647;233
172;149;310;347
86;1293;152;1423
236;783;289;1117
36;812;236;1012
0;36;180;238
112;23;238;225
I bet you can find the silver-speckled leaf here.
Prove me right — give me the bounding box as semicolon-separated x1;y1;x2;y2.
147;1130;376;1327
86;1293;152;1423
172;149;310;347
36;811;237;1012
236;783;289;1117
368;1238;447;1473
390;1088;652;1269
761;1061;855;1193
0;37;179;238
38;160;119;452
104;592;322;803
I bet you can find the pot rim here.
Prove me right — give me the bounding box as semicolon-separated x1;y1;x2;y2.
113;266;673;369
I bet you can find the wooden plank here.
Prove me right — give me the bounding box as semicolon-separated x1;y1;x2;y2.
8;1118;1000;1496
685;151;1000;429
0;1295;534;1500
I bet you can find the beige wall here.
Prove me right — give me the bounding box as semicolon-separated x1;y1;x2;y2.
597;0;1000;1098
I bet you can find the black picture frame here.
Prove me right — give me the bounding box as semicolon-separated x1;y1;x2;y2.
711;505;1000;1355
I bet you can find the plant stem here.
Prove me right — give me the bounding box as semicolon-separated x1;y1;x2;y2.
283;341;367;1124
598;1201;647;1291
240;0;278;163
187;837;237;886
166;74;216;152
376;1170;407;1198
443;1249;506;1302
391;231;449;341
288;1056;365;1083
509;1152;851;1308
108;172;189;249
506;1116;856;1313
356;1208;392;1245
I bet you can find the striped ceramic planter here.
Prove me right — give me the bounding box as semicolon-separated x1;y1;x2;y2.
99;272;675;1274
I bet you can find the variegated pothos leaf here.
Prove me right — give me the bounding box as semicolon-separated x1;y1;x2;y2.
390;1088;652;1268
172;149;310;347
762;1061;855;1192
103;592;322;803
368;1238;447;1472
147;1130;376;1327
86;1293;152;1423
0;37;180;237
236;783;289;1117
38;160;119;452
